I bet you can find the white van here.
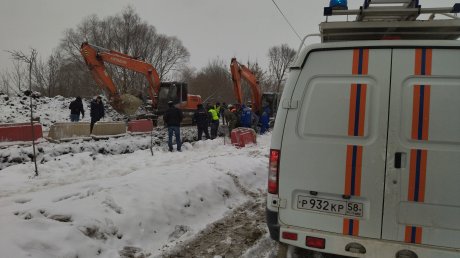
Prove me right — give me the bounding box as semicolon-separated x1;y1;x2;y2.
267;2;460;258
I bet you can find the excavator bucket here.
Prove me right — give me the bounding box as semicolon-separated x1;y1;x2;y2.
111;94;143;115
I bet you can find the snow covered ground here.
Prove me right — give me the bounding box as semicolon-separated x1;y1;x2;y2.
0;134;271;258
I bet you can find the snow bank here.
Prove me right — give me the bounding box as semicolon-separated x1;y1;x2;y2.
0;134;271;258
0;127;197;171
0;94;124;131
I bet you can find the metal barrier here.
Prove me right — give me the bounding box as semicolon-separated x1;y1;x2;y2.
127;119;153;134
231;127;257;147
0;122;43;142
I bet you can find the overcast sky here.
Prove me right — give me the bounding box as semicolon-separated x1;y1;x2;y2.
0;0;457;73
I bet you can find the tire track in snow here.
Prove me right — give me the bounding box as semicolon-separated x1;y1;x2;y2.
155;173;278;258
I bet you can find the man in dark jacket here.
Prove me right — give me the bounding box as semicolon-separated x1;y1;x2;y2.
69;96;84;122
90;96;105;134
260;106;270;134
163;101;184;152
192;103;210;140
224;104;238;133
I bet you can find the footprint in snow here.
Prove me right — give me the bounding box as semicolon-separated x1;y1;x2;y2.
102;196;123;214
14;198;32;204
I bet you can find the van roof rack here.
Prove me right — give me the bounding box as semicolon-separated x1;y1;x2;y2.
320;0;460;42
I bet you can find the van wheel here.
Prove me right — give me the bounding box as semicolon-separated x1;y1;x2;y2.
277;243;289;258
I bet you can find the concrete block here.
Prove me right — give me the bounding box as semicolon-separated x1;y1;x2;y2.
47;122;90;141
92;122;126;137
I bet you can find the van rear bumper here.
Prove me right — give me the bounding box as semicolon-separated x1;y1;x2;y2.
266;208;280;241
279;226;460;258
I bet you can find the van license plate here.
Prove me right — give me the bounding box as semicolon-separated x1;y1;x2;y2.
297;195;363;217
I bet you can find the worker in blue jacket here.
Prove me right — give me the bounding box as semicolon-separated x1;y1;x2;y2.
260;106;270;134
240;105;252;128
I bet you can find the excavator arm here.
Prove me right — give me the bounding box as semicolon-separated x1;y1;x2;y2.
80;42;161;113
230;58;262;114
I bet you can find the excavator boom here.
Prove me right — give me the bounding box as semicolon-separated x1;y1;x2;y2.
230;58;262;114
80;42;161;114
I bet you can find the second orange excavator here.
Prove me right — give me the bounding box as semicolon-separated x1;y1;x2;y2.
230;58;279;116
80;42;201;118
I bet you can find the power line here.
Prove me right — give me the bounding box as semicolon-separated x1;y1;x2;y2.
271;0;303;42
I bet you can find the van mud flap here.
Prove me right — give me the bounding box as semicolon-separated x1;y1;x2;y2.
266;208;280;241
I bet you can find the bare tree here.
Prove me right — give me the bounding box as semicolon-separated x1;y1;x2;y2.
8;49;39;176
9;59;26;93
32;52;62;97
267;44;296;93
150;35;190;80
174;66;196;82
0;70;11;95
55;6;189;97
188;58;234;104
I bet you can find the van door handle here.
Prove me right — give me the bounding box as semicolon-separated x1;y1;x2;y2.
395;152;406;169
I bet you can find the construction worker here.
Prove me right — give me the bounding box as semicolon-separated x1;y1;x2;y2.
90;96;105;134
220;102;227;125
163;101;184;152
240;104;252;128
69;96;84;122
260;106;270;134
224;104;238;133
192;103;210;140
208;105;219;139
214;102;221;120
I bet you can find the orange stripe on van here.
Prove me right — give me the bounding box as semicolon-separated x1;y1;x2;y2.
405;48;432;244
405;226;423;244
343;49;369;236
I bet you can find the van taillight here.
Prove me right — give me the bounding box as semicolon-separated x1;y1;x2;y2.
268;149;280;194
306;236;326;249
282;231;298;241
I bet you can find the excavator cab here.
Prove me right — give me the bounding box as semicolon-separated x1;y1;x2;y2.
261;92;279;118
156;82;188;115
262;92;280;117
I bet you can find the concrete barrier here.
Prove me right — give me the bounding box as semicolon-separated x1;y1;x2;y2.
48;122;127;141
231;127;257;147
47;122;91;141
0;123;43;142
127;119;153;134
92;122;127;137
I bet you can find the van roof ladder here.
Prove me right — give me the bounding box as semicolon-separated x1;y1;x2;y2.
321;0;460;42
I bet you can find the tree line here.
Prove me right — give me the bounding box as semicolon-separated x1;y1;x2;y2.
0;7;296;105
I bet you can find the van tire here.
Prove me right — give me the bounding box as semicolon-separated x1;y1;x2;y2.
277;243;289;258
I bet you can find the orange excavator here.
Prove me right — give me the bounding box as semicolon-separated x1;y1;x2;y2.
230;58;279;116
230;58;262;115
80;42;201;117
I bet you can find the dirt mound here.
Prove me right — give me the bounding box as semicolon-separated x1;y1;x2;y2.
119;94;143;115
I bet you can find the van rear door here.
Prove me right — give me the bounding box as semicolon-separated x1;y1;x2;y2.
278;48;391;238
382;48;460;249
